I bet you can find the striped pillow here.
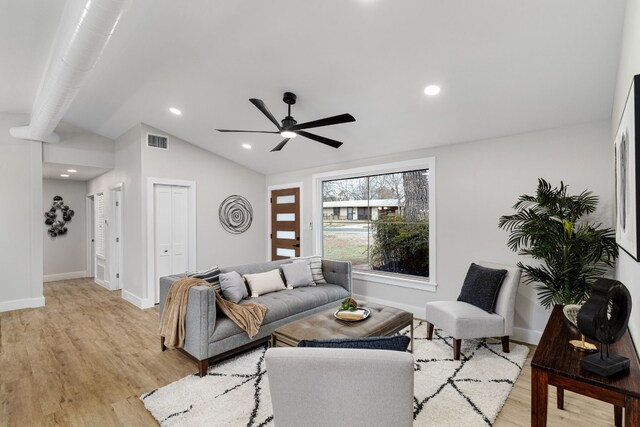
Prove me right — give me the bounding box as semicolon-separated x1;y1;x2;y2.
307;256;327;285
186;266;221;291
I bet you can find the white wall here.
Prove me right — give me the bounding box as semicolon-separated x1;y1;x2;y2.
141;124;266;298
266;120;613;343
0;113;44;312
43;121;114;170
88;124;143;300
613;0;640;354
42;179;88;281
88;123;266;308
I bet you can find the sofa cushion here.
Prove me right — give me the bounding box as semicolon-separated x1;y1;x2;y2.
186;266;221;291
219;271;248;303
282;261;315;288
306;256;327;284
298;336;410;352
244;269;287;297
457;263;507;313
211;284;349;341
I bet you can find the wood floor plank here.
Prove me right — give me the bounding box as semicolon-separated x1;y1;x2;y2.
0;278;626;426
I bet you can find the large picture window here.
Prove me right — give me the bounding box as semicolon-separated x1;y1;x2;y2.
314;158;435;285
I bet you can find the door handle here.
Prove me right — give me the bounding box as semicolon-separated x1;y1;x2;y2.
164;249;169;253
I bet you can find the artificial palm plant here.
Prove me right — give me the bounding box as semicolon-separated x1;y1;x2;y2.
498;178;618;309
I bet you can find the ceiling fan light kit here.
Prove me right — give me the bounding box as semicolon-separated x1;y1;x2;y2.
216;91;355;152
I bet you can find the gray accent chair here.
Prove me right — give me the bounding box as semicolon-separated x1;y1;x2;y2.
424;261;522;360
265;347;414;427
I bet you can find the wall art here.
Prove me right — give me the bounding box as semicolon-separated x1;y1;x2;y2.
219;195;253;234
44;195;74;237
615;74;640;260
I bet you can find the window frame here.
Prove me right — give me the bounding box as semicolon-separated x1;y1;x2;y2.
312;157;437;292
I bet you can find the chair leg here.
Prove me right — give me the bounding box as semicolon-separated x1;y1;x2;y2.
427;322;434;340
453;339;461;360
501;336;510;353
160;336;166;352
197;359;209;377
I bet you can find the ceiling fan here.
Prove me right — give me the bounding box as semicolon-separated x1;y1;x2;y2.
216;92;355;152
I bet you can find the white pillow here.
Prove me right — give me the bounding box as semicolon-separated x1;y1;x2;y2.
243;269;287;297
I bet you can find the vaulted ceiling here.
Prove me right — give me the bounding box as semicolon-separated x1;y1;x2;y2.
0;0;626;175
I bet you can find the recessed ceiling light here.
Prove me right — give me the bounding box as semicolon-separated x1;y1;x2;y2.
424;85;441;96
169;107;182;115
242;143;252;149
67;169;77;173
60;174;69;178
280;131;297;138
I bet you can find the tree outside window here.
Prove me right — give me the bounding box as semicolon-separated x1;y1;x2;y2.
322;169;429;279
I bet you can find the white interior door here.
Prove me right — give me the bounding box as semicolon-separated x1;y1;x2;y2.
154;184;190;302
171;187;189;274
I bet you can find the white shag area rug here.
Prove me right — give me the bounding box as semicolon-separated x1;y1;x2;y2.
141;321;529;427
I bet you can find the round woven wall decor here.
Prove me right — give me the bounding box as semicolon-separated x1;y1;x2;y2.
219;195;253;234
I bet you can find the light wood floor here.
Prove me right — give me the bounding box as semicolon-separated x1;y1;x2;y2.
0;279;618;426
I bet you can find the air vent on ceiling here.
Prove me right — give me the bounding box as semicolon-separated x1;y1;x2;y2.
147;133;168;150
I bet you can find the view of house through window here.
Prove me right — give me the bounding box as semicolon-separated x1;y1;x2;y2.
322;169;430;278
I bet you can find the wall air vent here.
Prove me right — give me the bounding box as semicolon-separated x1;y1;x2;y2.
147;133;168;150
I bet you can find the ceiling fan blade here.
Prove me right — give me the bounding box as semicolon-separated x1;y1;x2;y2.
216;129;279;134
297;131;343;149
249;98;282;130
271;138;290;152
290;113;355;131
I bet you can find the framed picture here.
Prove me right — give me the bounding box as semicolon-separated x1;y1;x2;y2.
615;74;640;261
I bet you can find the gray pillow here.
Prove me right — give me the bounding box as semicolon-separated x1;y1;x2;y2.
219;271;248;303
281;261;315;288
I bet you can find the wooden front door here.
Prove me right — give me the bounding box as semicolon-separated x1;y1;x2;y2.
271;187;301;260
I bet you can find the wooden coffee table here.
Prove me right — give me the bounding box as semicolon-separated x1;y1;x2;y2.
270;302;414;352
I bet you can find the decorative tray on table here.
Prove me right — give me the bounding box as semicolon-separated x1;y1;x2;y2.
334;307;371;322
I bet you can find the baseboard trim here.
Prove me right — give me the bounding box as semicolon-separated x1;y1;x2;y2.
44;271;88;282
513;326;542;345
122;290;155;309
352;293;425;319
0;296;45;313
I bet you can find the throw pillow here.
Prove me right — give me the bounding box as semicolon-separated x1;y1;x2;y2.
186;265;221;292
306;255;327;285
281;261;315;288
244;269;287;297
218;271;248;303
298;335;410;352
457;263;508;313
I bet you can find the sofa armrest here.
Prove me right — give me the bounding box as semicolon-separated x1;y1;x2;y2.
183;286;217;360
321;259;352;294
159;275;217;361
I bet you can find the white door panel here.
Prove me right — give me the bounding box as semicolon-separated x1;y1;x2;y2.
171;187;189;274
154;184;191;303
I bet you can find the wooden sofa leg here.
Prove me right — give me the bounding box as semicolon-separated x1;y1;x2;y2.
427;322;434;340
160;336;166;352
198;359;209;377
501;336;510;353
453;339;461;360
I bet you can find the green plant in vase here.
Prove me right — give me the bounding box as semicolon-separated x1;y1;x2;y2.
498;178;618;309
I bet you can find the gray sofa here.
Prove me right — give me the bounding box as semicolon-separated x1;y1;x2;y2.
159;258;352;376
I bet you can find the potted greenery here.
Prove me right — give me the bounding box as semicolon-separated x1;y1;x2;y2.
498;178;618;309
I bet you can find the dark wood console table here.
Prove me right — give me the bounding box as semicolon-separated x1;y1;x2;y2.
531;305;640;426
